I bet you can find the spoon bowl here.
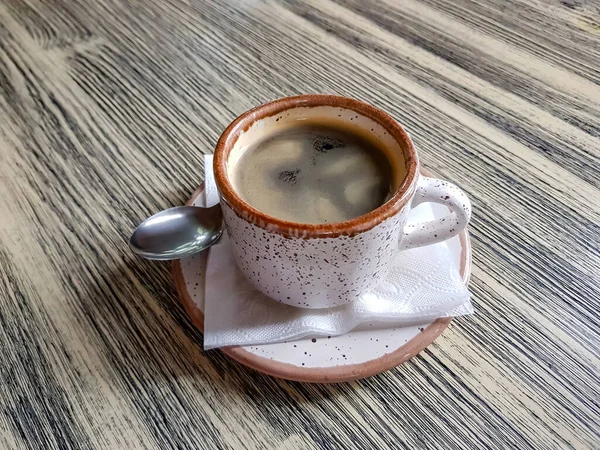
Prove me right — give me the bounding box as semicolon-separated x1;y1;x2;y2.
130;204;223;260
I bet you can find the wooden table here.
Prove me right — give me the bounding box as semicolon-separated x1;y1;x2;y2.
0;0;598;448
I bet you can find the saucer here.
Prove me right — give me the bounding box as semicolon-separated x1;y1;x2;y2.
173;170;471;383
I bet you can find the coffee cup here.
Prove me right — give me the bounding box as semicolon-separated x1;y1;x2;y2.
214;94;471;309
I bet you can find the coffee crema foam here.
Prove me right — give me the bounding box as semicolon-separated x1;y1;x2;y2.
230;122;395;224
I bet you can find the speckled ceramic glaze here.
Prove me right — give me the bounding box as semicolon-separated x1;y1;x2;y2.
214;95;471;308
173;182;472;383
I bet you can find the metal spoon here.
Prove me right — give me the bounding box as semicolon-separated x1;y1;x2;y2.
129;204;223;260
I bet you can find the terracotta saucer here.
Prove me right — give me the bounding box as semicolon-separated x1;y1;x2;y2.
173;172;471;383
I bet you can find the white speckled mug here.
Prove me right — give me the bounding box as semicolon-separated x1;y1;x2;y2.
214;95;471;309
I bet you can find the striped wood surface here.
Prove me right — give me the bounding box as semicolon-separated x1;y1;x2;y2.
0;0;598;448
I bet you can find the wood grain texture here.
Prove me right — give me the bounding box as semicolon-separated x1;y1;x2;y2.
0;0;598;448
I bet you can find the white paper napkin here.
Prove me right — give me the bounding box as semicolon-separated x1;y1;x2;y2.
202;155;472;349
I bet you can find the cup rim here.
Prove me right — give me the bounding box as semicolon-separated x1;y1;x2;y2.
213;94;419;238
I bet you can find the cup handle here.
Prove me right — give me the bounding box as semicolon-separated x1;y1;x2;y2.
400;176;472;250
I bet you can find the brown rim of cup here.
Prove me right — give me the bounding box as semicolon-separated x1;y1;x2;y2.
213;94;419;238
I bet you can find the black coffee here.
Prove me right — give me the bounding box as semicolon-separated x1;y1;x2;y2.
231;122;393;224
